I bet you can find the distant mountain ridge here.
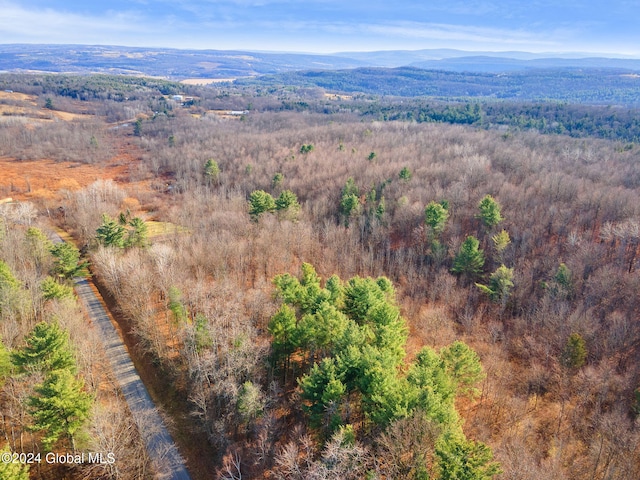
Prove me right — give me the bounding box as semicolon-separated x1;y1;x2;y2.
0;44;369;78
408;55;640;73
1;44;639;78
333;48;640;67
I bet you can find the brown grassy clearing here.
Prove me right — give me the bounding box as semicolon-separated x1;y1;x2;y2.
0;157;121;199
0;90;32;102
0;154;153;201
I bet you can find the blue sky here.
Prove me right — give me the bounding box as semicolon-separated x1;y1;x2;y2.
1;0;639;55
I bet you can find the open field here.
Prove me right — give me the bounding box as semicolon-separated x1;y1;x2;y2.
0;157;126;199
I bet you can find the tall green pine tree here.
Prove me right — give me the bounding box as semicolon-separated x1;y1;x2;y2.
96;214;127;248
50;242;86;279
477;195;503;229
28;369;93;451
127;217;148;248
425;201;449;236
452;236;485;278
12;322;76;374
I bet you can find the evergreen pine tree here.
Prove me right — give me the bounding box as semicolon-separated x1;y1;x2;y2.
477;194;503;229
96;214;127;248
12;322;76;374
28;369;93;451
127;217;148;248
248;190;276;220
0;446;29;479
425;201;449;236
562;333;587;369
50;242;87;279
452;236;485;278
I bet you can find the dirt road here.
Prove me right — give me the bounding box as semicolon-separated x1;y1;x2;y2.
74;277;192;480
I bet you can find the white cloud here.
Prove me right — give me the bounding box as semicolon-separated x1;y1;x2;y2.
231;18;567;52
0;1;150;44
361;21;564;48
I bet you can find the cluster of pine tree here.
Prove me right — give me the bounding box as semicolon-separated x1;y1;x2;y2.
269;263;501;478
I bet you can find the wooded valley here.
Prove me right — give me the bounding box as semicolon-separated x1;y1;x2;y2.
0;74;639;479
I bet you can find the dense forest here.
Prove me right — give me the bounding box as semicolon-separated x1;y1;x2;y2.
236;66;640;106
3;72;640;144
0;74;639;479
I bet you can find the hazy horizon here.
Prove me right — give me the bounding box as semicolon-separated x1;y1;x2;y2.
2;1;639;57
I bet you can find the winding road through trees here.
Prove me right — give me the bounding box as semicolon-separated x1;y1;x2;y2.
49;228;191;478
74;277;192;480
